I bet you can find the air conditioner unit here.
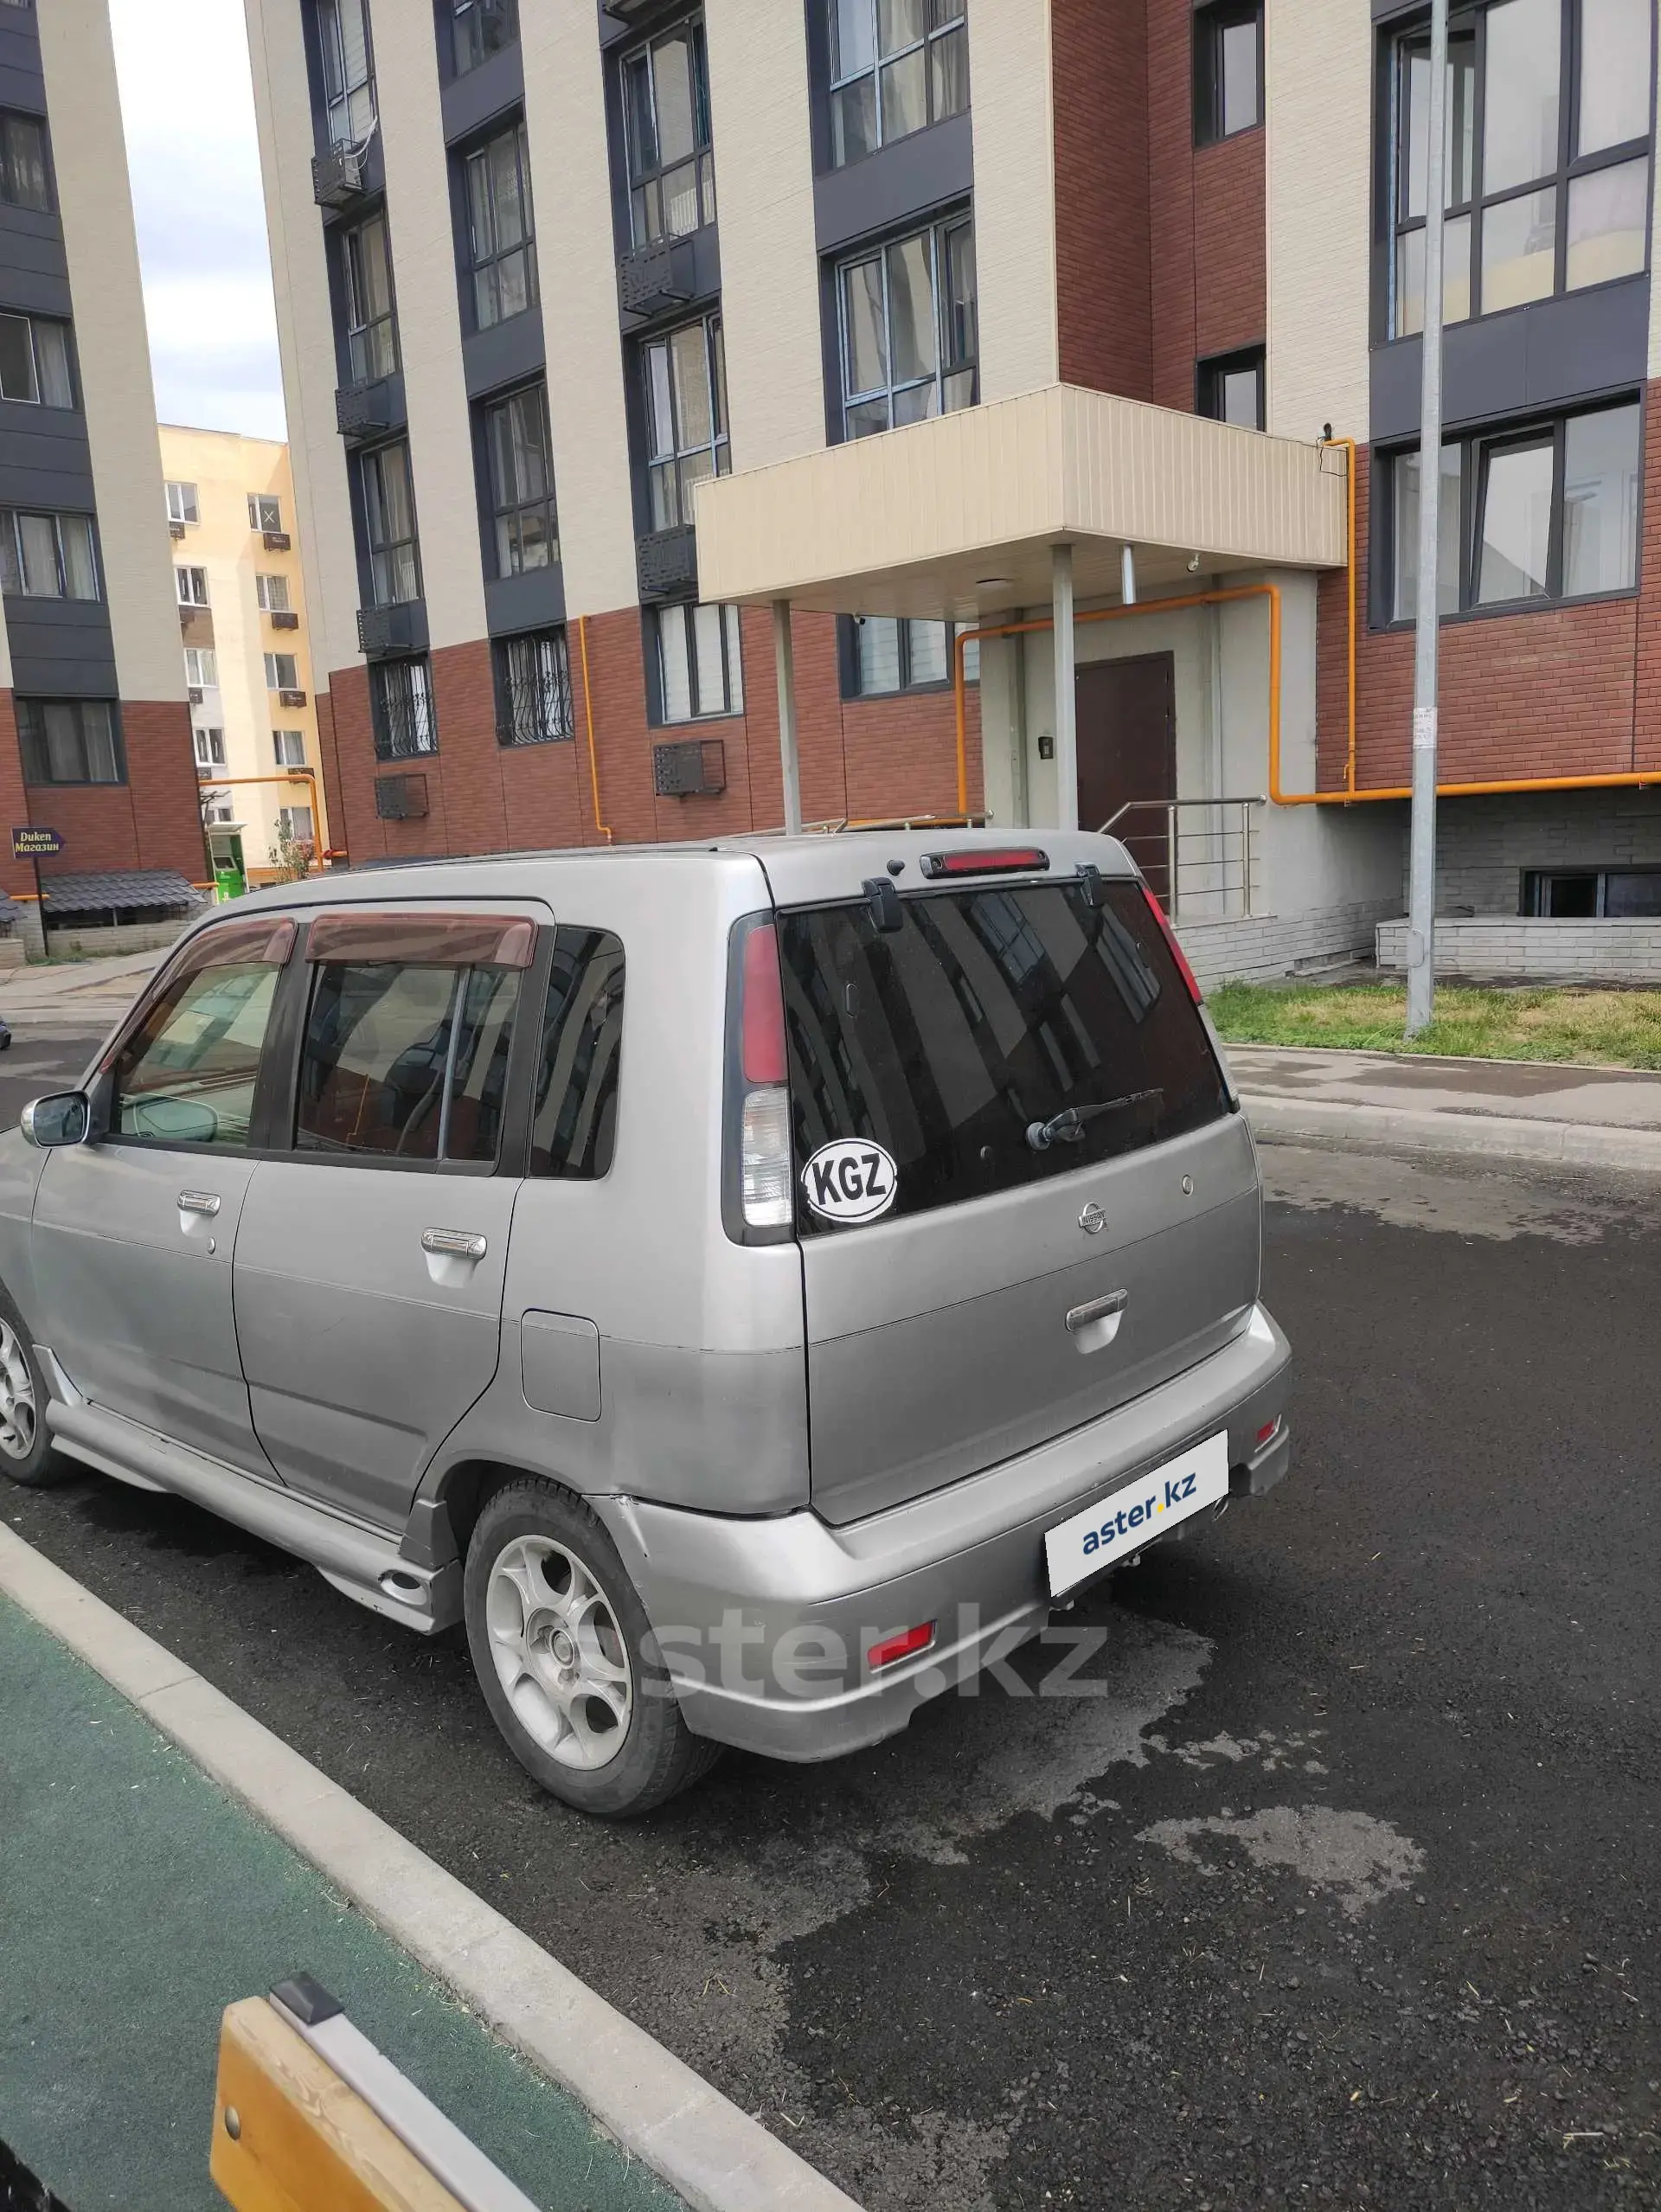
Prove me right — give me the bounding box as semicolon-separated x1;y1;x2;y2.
636;524;699;603
263;530;292;553
169;522;186;542
269;610;300;631
279;687;307;708
335;379;395;440
312;145;365;208
356;602;422;657
188;686;203;707
652;736;726;798
375;773;429;821
617;235;697;318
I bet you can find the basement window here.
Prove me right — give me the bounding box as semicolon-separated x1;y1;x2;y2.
1522;867;1661;916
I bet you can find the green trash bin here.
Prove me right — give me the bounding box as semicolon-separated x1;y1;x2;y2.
214;866;247;902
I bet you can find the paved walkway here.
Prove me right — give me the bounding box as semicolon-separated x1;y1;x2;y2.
0;949;163;1035
0;1590;683;2212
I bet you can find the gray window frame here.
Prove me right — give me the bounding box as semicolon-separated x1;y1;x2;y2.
342;209;399;385
360;439;421;606
649;600;744;723
0;110;49;212
0;509;99;599
835;209;977;441
464;118;538;332
17;698;125;786
0;311;74;408
482;380;559;578
621;17;716;246
641;313;728;530
451;0;517;76
841;614;980;697
824;0;969;169
1388;0;1655;340
1193;0;1263;146
317;0;375;147
1196;345;1266;429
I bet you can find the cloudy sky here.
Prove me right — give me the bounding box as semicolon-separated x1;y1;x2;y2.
110;0;286;439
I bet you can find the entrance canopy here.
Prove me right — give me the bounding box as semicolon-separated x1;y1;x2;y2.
694;382;1345;620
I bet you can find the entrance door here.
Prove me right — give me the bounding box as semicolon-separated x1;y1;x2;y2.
1075;653;1177;900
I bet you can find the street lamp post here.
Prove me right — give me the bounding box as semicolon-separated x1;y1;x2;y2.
1405;0;1450;1037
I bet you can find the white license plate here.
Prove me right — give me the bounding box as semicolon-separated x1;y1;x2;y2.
1044;1431;1230;1598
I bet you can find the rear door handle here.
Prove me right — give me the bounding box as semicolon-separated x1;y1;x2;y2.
176;1190;221;1217
421;1228;486;1260
1066;1288;1127;1353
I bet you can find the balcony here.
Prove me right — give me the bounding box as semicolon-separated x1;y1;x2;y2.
356;601;426;658
269;609;300;632
652;736;726;798
618;234;697;319
636;524;698;603
312;145;366;209
263;530;291;553
278;687;307;708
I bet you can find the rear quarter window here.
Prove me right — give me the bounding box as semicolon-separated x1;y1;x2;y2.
779;879;1230;1229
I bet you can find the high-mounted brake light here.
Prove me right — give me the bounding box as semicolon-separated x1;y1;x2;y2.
868;1622;936;1670
741;922;787;1084
1140;883;1203;1006
918;847;1050;881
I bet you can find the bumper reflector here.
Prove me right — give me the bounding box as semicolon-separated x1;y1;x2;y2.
867;1622;935;1670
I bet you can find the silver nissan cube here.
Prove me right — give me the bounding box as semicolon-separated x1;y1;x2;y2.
0;830;1290;1816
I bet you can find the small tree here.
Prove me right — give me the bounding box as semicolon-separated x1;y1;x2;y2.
268;819;317;882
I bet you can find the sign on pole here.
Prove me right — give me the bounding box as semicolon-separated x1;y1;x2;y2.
10;826;62;859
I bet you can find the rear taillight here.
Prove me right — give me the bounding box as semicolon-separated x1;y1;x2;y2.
1140;883;1203;1005
735;917;792;1229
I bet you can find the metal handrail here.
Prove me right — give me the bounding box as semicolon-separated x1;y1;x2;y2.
1100;797;1265;920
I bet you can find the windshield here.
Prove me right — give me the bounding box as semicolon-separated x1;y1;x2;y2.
779;879;1230;1230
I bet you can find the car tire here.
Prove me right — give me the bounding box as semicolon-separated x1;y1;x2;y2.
0;1284;62;1486
463;1476;721;1818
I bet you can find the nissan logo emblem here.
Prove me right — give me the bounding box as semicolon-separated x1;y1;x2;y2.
1078;1202;1106;1235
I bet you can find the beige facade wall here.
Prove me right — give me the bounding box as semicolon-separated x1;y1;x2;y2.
971;0;1060;402
374;20;484;651
244;0;364;687
38;0;183;706
704;1;824;470
159;426;326;874
523;10;637;619
1264;0;1371;445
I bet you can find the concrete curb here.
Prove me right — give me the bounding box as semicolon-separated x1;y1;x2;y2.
1241;1091;1661;1172
0;1523;862;2212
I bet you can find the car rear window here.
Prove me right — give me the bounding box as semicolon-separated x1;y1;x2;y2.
779;879;1230;1229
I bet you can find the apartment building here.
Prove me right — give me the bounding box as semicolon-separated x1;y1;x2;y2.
0;0;202;955
160;425;330;890
245;0;1661;980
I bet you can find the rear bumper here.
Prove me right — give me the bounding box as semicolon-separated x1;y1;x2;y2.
595;1301;1291;1764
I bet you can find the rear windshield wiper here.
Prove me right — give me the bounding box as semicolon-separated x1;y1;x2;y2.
1025;1090;1163;1151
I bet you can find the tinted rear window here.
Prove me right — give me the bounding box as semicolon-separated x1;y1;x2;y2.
779;880;1230;1228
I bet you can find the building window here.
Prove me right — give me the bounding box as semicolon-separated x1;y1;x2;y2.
249;493;283;531
844;615;978;695
278;803;316;845
651;601;742;721
1194;0;1262;145
342;210;398;384
0;313;73;407
0;112;49;212
371;655;438;758
17;698;123;785
360;440;420;606
825;0;969;168
622;20;715;245
1197;346;1265;429
496;627;573;745
317;0;374;147
176;563;208;607
1523;864;1661;914
451;0;517;74
837;211;976;439
265;651;300;690
464;119;537;330
483;381;557;575
0;510;99;599
164;478;199;526
273;728;308;766
642;315;728;529
194;728;227;774
1388;396;1640;619
1391;0;1651;340
256;572;292;612
184;646;218;688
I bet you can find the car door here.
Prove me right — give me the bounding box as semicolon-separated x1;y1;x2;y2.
233;906;538;1530
29;911;298;1473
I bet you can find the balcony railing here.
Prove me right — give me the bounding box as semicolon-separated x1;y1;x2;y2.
1100;797;1263;920
636;523;698;602
498;666;573;747
312;145;367;208
335;377;397;441
357;602;423;658
617;234;697;318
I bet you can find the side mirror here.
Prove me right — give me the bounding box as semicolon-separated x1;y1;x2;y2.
21;1092;91;1148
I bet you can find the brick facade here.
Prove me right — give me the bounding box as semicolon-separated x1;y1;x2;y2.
323;611;984;866
1317;420;1661;794
0;695;202;904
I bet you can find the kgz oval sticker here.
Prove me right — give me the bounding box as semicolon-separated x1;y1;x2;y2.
801;1138;898;1225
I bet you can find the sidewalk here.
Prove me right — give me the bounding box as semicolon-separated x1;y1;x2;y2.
0;950;164;1037
0;1586;685;2212
1231;1042;1661;1171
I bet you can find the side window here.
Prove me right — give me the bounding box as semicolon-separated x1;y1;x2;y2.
297;959;521;1164
529;928;624;1179
111;964;282;1148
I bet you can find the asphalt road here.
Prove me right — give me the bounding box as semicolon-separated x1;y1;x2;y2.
3;1092;1658;2210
